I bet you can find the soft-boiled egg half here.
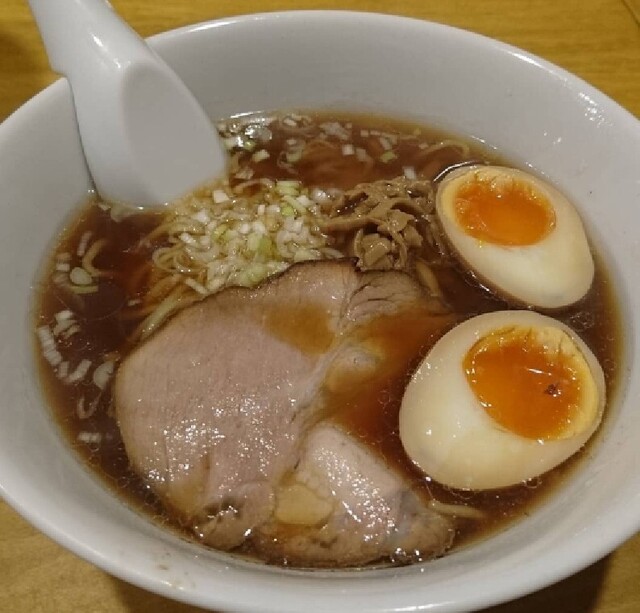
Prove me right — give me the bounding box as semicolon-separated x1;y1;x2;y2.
436;165;594;309
399;310;605;490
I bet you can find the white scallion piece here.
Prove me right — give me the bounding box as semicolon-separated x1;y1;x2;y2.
76;396;85;418
285;149;302;163
55;262;71;272
191;209;210;224
224;135;242;150
37;325;55;350
212;189;230;204
251;149;270;163
66;359;92;385
293;248;317;262
320;121;350;140
54;309;74;323
53;318;75;337
70;267;93;286
43;348;63;367
76;231;93;257
92;360;115;391
379;136;392;151
251;220;267;234
355;147;370;162
69;285;98;294
206;276;225;293
62;324;81;339
77;431;102;444
295;194;313;208
276;179;301;189
76;395;99;420
235;167;254;180
403;166;417;180
57;361;69;380
341;144;355;156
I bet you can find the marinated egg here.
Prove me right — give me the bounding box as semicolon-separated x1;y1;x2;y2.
399;310;606;490
436;165;594;309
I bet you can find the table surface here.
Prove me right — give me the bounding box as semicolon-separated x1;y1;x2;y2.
1;1;639;612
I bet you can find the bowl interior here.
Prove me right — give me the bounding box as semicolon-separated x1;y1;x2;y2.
1;11;639;613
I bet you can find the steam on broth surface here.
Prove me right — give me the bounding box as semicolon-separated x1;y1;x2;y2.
34;111;620;568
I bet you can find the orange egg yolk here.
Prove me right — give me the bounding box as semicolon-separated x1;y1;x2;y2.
463;326;592;440
454;175;556;246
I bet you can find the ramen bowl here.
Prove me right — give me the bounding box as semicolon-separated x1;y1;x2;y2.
1;11;639;613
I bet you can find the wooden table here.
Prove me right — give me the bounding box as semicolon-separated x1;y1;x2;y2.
1;1;638;611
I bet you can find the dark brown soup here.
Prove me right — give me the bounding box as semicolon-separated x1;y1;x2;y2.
33;111;621;566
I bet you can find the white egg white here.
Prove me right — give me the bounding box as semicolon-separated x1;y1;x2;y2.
436;166;595;309
398;310;606;490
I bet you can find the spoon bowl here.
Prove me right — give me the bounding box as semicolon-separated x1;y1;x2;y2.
28;0;227;207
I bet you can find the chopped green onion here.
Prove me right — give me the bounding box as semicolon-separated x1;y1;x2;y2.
276;180;301;196
221;228;238;243
211;224;228;239
246;263;267;284
258;236;274;257
247;232;262;252
380;151;397;163
283;194;308;214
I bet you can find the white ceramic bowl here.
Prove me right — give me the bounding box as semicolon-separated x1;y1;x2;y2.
1;11;639;613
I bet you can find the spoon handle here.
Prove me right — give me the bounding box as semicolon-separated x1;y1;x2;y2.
29;0;148;77
28;0;226;207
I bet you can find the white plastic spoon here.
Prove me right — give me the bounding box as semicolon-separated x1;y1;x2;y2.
28;0;227;208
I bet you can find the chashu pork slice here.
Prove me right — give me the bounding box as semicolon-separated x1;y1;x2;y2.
115;259;452;559
259;423;455;567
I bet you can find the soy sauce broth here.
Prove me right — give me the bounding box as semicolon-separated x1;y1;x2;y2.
33;111;622;564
